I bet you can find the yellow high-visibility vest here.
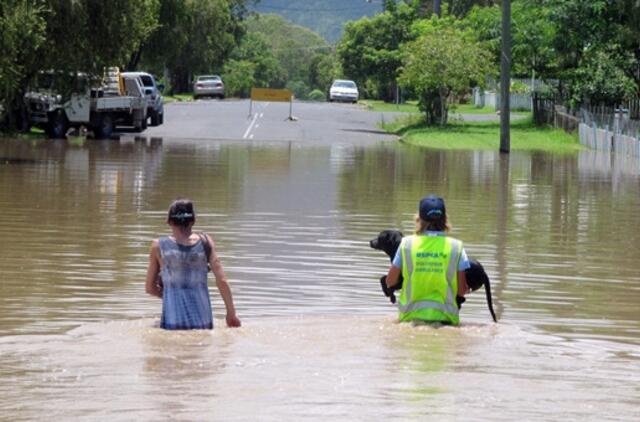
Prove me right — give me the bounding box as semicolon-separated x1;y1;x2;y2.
398;235;462;325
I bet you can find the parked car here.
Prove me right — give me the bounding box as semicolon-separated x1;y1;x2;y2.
193;75;225;99
329;79;359;103
121;71;164;126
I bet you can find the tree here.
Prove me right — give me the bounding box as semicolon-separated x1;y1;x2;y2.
545;0;640;97
229;32;285;89
462;1;557;83
337;2;418;101
246;14;333;97
399;18;493;125
221;59;256;97
568;46;638;106
142;0;248;93
0;0;46;130
41;0;160;77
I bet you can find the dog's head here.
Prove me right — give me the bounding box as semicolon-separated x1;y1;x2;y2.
369;230;403;260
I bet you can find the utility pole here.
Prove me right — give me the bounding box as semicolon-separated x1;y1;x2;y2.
500;0;511;153
434;0;441;17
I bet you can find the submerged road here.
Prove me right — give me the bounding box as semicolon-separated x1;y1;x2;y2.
143;99;400;145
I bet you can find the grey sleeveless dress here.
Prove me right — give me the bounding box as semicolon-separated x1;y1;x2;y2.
158;237;213;329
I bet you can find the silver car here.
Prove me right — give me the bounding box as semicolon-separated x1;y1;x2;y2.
193;75;225;99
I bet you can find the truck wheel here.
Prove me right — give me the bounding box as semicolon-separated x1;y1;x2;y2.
150;110;159;126
93;114;114;139
158;112;163;125
46;110;69;139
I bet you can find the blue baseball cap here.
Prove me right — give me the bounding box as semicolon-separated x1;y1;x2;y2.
419;195;446;221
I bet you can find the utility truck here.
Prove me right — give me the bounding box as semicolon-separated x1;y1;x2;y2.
25;68;148;139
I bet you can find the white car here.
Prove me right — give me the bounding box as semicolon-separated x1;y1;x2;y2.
121;71;164;126
329;79;359;103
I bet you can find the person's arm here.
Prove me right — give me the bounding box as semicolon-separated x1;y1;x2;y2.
145;239;162;298
206;234;241;328
457;270;469;297
386;265;402;288
457;246;471;297
386;244;403;288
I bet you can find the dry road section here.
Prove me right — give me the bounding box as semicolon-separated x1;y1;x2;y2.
143;99;398;145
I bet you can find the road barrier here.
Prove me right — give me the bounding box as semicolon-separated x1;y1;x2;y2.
249;88;295;120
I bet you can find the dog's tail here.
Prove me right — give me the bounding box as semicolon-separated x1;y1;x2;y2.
485;279;497;323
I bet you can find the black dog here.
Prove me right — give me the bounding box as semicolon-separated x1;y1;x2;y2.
369;230;404;304
370;230;497;323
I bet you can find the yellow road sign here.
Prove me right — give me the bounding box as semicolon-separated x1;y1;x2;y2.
251;88;292;102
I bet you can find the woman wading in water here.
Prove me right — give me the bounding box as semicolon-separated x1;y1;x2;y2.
145;198;241;329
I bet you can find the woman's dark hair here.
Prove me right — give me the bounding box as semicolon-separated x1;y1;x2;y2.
167;198;195;227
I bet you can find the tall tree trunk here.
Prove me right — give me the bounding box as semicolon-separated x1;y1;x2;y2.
434;0;441;17
126;48;143;71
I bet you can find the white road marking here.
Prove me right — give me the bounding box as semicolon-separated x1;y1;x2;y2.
243;112;259;139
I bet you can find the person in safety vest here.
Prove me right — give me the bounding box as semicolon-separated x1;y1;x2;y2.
386;195;470;325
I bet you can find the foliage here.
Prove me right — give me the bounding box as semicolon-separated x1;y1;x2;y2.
42;0;160;77
307;89;326;102
462;1;558;79
245;13;336;95
228;31;286;90
337;2;418;101
141;0;242;93
285;80;310;100
567;47;638;106
0;0;47;129
544;0;640;103
399;17;493;125
221;59;256;97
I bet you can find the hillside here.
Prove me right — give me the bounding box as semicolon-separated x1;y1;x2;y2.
252;0;381;43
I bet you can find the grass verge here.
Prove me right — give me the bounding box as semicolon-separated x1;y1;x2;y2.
361;100;497;115
164;93;193;103
383;114;583;153
361;100;420;113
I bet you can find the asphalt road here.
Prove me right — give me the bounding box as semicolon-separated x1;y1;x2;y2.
143;99;400;145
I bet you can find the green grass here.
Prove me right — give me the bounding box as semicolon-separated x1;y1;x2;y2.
361;100;420;113
0;127;44;140
384;115;583;153
362;100;498;115
452;103;498;115
164;93;194;103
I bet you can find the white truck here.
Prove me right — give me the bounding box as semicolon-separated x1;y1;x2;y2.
25;68;148;139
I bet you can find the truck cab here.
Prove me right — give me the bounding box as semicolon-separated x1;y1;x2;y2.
24;69;148;139
121;71;164;126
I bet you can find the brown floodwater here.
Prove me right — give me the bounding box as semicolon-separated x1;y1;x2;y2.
0;136;639;421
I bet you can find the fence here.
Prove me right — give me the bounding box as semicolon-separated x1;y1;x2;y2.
533;95;640;158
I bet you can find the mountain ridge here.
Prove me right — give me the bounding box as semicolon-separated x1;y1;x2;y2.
252;0;381;42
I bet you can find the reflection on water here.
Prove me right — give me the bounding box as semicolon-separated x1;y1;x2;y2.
0;136;639;420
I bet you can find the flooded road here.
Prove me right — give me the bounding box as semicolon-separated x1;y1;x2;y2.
0;134;639;420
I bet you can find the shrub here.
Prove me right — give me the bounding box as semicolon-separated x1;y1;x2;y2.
307;89;326;102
